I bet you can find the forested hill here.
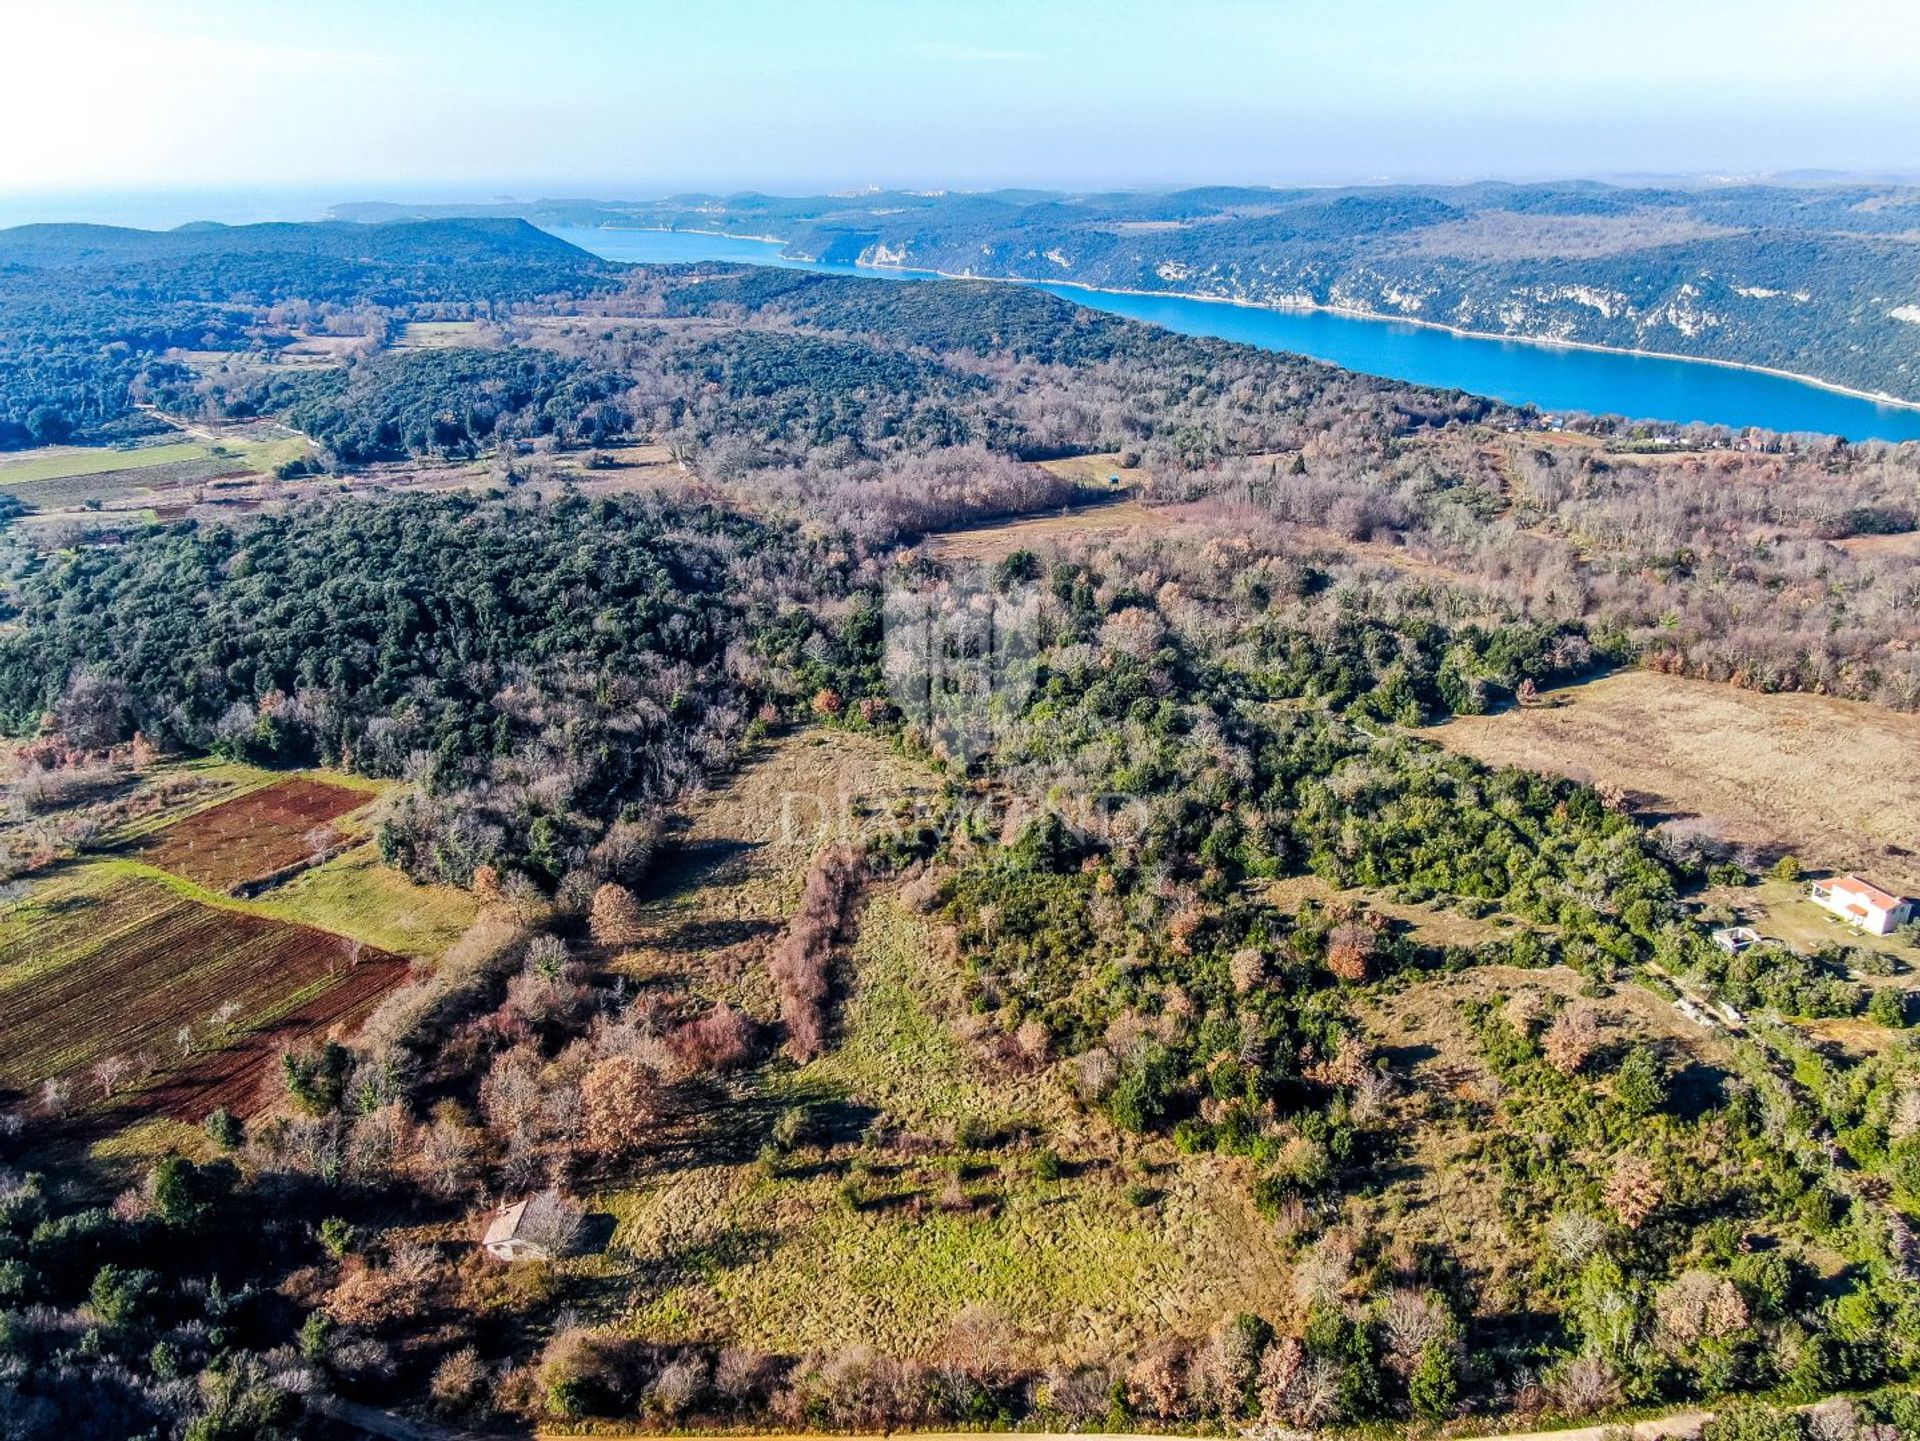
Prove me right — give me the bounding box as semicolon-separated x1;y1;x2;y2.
356;181;1920;401
0;217;615;448
0;216;609;298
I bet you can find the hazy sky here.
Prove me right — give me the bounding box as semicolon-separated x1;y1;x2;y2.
5;0;1919;208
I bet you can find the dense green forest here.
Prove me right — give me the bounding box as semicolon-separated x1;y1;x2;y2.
0;492;868;887
0;218;615;448
202;349;632;461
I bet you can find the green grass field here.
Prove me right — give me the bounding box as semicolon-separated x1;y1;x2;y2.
251;845;476;959
0;441;211;484
797;895;1055;1133
0;432;312;510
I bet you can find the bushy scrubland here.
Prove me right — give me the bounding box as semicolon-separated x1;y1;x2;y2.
4;237;1920;1438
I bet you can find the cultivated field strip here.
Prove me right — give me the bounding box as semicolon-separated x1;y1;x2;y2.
0;456;252;510
140;775;374;891
0;871;402;1119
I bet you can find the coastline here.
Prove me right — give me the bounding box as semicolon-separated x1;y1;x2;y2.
579;225;1920;418
580;223;791;245
893;267;1920;417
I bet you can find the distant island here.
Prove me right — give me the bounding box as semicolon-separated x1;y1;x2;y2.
333;181;1920;404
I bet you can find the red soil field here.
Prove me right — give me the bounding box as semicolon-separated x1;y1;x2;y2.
134;949;412;1122
0;874;407;1123
140;776;372;891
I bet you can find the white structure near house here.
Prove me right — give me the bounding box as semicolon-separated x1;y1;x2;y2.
481;1198;549;1262
1710;926;1760;955
1810;874;1915;937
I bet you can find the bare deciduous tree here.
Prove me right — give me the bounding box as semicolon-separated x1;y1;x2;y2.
92;1053;132;1098
515;1186;586;1258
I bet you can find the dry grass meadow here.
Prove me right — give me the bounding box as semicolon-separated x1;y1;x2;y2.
1429;670;1920;893
931;498;1178;563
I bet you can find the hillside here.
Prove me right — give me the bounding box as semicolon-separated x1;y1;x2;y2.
0;222;1917;1440
0;216;614;448
354;182;1920;402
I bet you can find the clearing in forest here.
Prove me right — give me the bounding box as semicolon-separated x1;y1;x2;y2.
597;890;1297;1363
613;728;938;1011
395;320;490;348
1034;450;1149;489
1695;877;1920;975
0;866;406;1122
1264;873;1527;950
931;497;1178;563
922;449;1173;563
583;728;1300;1362
1834;530;1920;560
139;775;376;892
0;429;311;511
1429;670;1920;894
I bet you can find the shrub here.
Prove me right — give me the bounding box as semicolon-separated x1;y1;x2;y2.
1604;1152;1663;1230
668;1002;757;1073
1543;1004;1600;1075
1408;1336;1460;1419
1104;1044;1179;1132
1730;1250;1793;1319
580;1057;659;1157
770;846;861;1061
1325;918;1377;983
1867;987;1908;1028
318;1216;356;1258
771;1104;814;1151
1614;1044;1670;1117
432;1347;489;1416
203;1107;243;1151
1551;1351;1621;1416
588;882;645;950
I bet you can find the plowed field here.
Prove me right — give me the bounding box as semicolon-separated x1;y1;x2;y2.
140;776;372;891
0;870;405;1121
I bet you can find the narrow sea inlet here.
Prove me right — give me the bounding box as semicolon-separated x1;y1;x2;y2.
549;225;1920;442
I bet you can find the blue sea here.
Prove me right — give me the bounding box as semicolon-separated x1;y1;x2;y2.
549;226;1920;442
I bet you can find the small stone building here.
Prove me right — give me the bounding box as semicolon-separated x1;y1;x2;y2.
480;1198;549;1263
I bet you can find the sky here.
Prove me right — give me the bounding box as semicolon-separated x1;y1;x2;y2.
3;0;1918;219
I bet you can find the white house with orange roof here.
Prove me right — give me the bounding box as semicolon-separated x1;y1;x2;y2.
1809;874;1915;936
